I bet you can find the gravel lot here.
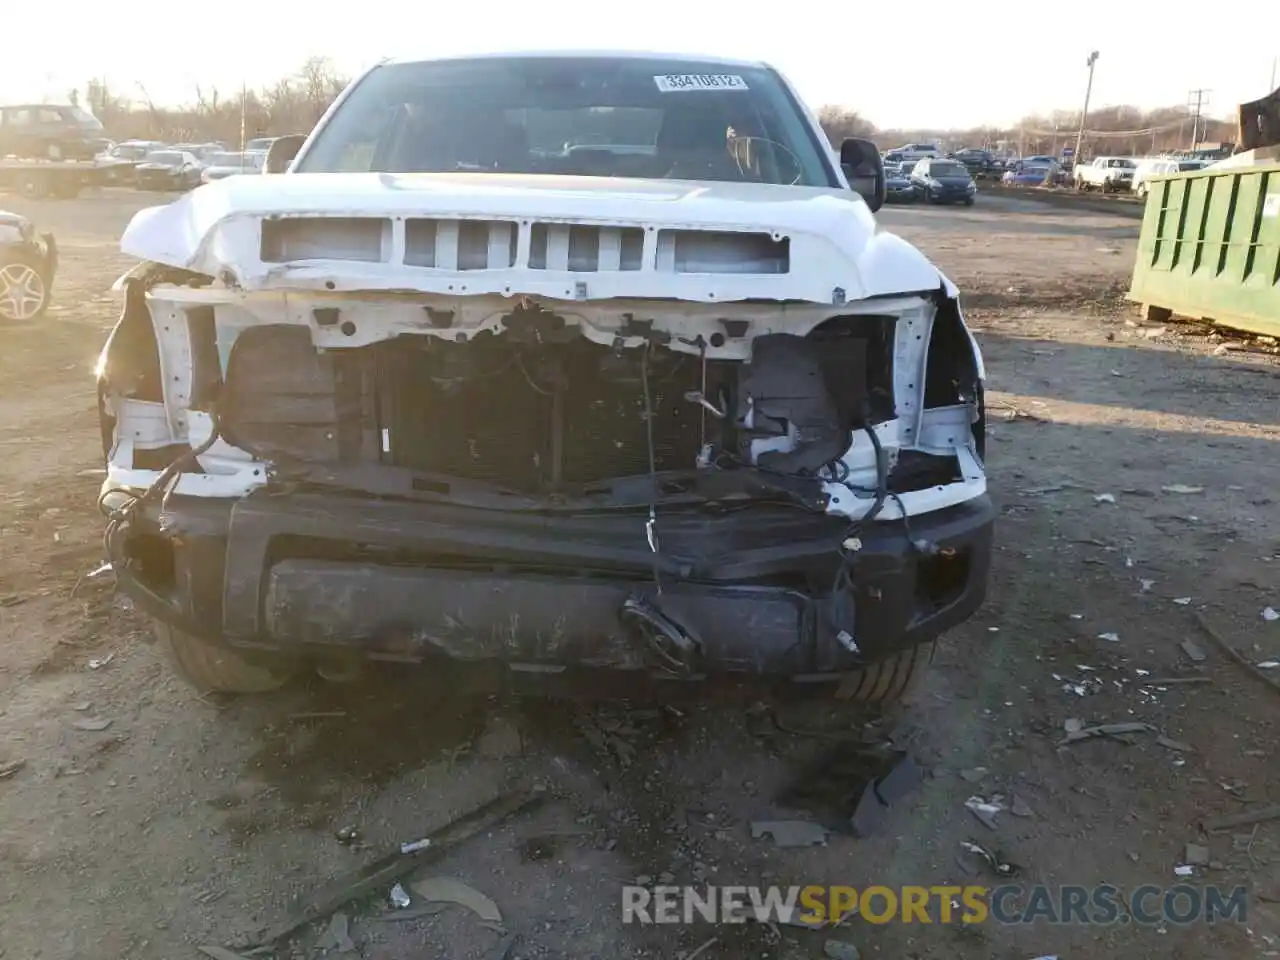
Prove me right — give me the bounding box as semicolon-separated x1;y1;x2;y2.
1;186;1278;960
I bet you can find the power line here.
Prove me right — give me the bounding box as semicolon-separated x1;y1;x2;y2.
1187;88;1211;148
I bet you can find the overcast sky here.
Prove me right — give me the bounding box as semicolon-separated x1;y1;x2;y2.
6;2;1275;129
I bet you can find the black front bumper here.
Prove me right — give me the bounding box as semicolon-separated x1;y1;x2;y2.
111;491;995;683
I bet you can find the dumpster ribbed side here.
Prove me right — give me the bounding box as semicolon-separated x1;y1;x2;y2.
1128;163;1280;338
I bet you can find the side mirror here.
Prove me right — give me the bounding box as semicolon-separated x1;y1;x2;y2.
839;138;886;213
264;135;306;174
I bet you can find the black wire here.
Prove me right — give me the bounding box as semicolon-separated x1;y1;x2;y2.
640;343;662;592
828;417;892;633
102;407;225;564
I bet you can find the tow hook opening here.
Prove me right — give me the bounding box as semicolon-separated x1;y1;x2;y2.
621;594;703;676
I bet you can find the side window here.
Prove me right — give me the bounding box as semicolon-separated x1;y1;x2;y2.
9;109;34;127
39;109;63;124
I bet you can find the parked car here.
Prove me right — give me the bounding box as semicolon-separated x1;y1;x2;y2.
896;142;942;161
134;150;203;191
884;163;918;202
910;157;977;205
1073;156;1137;193
102;52;993;702
245;137;279;153
883;150;906;164
1002;163;1058;186
1131;157;1207;198
951;148;996;176
0;103;105;161
201;151;266;182
0;211;57;321
111;140;165;162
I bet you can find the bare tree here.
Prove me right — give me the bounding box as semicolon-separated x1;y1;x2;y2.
817;106;877;145
81;63;1238;157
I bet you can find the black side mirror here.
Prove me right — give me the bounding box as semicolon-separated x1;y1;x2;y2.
264;135;307;174
839;138;886;213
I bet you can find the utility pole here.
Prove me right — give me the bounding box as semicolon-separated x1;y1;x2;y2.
240;81;247;153
1187;88;1210;150
1073;51;1100;166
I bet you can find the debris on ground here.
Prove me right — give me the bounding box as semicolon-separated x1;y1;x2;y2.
1063;718;1083;735
1174;865;1194;877
1194;612;1280;695
1184;843;1210;865
1057;721;1153;746
750;820;830;848
965;796;1004;830
327;911;356;952
389;883;411;909
0;759;25;780
1203;804;1280;832
1180;638;1207;662
773;743;922;839
410;877;503;922
682;936;719;960
1010;795;1035;818
822;939;861;960
335;826;359;845
87;653;114;670
1093;493;1116;504
1262;607;1278;622
959;767;988;783
71;717;112;731
1155;735;1193;752
1096;632;1121;643
960;840;1019;877
1161;485;1204;495
249;790;541;947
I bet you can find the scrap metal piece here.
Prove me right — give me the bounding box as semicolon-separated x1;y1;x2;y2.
750;820;830;848
251;789;541;946
410;877;503;922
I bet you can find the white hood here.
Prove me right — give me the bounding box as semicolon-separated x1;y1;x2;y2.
120;172;951;303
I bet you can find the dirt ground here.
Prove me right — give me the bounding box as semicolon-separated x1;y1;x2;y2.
0;186;1278;960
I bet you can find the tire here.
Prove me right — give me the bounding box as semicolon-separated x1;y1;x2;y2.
0;252;52;321
964;196;975;207
833;639;937;704
152;619;297;694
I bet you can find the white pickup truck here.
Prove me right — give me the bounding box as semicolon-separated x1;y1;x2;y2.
1073;156;1137;192
97;51;994;703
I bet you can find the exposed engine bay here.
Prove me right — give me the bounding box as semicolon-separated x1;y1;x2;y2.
100;287;985;521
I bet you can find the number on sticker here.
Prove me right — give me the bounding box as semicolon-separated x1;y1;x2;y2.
653;74;749;93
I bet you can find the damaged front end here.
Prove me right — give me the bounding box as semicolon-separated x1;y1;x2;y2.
97;219;992;692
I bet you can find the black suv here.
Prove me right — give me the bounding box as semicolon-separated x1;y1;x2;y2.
0;104;105;161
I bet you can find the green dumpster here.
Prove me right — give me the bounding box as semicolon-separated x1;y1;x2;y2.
1127;162;1280;338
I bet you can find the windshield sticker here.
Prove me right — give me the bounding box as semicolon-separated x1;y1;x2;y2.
1264;193;1280;219
653;74;749;93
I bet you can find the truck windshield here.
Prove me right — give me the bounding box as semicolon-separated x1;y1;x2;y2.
296;56;837;188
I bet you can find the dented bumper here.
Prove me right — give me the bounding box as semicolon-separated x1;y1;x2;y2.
110;489;995;685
